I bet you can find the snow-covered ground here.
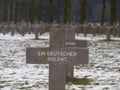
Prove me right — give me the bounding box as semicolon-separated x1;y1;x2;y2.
0;33;120;90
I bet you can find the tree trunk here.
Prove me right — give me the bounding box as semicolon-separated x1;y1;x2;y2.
49;0;54;23
64;0;68;24
39;0;43;21
68;0;71;23
56;0;60;23
0;0;4;21
29;0;34;23
26;0;30;22
101;0;106;26
7;0;11;23
17;0;22;22
80;0;87;24
12;0;16;21
14;0;18;22
110;0;116;25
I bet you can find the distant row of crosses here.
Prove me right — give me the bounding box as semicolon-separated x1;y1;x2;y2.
0;21;120;41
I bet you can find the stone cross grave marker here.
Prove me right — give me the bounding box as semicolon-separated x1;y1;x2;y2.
65;28;87;47
26;28;88;90
32;20;39;40
20;20;27;36
32;21;46;40
27;22;32;34
39;21;46;35
3;22;9;35
0;22;3;33
65;28;88;79
9;21;16;36
118;24;120;37
105;24;112;41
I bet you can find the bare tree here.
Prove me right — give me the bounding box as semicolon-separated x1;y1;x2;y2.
80;0;87;24
26;0;30;22
56;0;60;22
11;0;16;21
7;0;11;23
101;0;106;25
0;0;4;21
39;0;43;21
49;0;54;23
64;0;69;23
110;0;116;25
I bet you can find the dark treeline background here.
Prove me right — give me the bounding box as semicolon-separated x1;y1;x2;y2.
0;0;120;24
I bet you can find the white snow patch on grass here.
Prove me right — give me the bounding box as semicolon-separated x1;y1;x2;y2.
0;33;120;90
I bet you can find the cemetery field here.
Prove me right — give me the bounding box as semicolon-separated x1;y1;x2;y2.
0;33;120;90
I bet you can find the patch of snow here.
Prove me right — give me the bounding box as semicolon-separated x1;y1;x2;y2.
0;33;120;90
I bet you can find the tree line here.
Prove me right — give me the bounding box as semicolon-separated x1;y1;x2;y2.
0;0;117;25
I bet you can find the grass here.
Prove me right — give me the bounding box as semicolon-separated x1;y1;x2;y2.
99;39;120;42
0;86;4;88
66;77;93;85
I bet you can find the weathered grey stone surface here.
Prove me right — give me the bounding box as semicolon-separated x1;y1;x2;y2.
26;28;89;90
